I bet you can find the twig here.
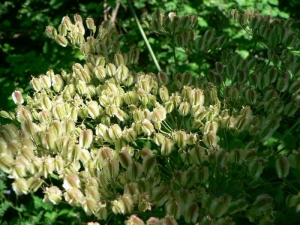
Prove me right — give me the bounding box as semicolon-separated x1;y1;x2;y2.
126;0;161;72
104;0;109;21
110;1;120;25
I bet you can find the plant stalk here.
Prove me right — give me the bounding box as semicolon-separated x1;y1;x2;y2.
127;0;161;72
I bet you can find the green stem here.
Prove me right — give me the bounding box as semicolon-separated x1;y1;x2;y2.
284;178;299;193
273;118;300;156
172;45;178;72
126;0;161;72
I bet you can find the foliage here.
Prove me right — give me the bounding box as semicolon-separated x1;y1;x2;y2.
0;0;293;117
1;4;300;224
0;172;90;224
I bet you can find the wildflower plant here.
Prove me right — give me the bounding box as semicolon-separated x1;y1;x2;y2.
0;7;300;224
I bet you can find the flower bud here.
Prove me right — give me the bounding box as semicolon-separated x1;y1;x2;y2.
112;198;125;215
208;85;219;103
76;20;85;35
41;95;52;110
142;119;155;136
91;203;106;220
245;88;257;104
284;100;299;117
86;17;96;33
142;156;157;175
106;63;116;77
226;63;237;79
54;155;65;174
174;131;187;148
120;194;134;214
151;106;166;123
107;124;122;140
79;129;93;149
0;110;14;120
94;65;107;81
121;128;136;143
119;150;133;168
20;145;35;161
52;102;65;120
104;158;119;179
204;121;218;134
39;75;51;90
183;203;199;224
164;101;174;113
165;199;181;220
125;215;145;225
228;148;246;164
216;35;226;48
150;185;168;203
28;176;43;192
287;150;300;169
63;173;81;190
161;138;174;155
127;161;143;181
12;178;29;195
248;158;265;179
10;159;27;179
215;62;224;74
42;156;55;178
55;35;68;47
129;48;140;64
78;68;91;83
12;91;24;105
158;71;169;84
178;101;190;116
189;145;206;164
0;153;14;173
87;101;101;119
231;9;239;21
58;23;67;36
81;198;97;215
114;53;126;66
146;217;160;225
289;80;300;94
76;80;88;95
276;72;290;92
45;26;56;38
64;187;84;206
159;86;169;102
38;110;51;124
203;132;218;147
17;108;33;122
174;34;185;47
21;120;36;135
276;156;290;178
253;194;272;212
67;144;81;163
115;65;129;82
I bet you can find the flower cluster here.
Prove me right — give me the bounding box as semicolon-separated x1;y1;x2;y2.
1;9;300;224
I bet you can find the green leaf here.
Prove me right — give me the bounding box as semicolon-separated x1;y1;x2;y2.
33;195;52;210
44;211;57;223
0;201;9;217
236;50;249;59
268;0;279;5
198;17;208;27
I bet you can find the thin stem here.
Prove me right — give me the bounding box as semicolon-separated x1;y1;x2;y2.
162;120;173;133
273;118;300;156
110;1;120;25
126;0;161;72
284;178;299;193
172;45;178;72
